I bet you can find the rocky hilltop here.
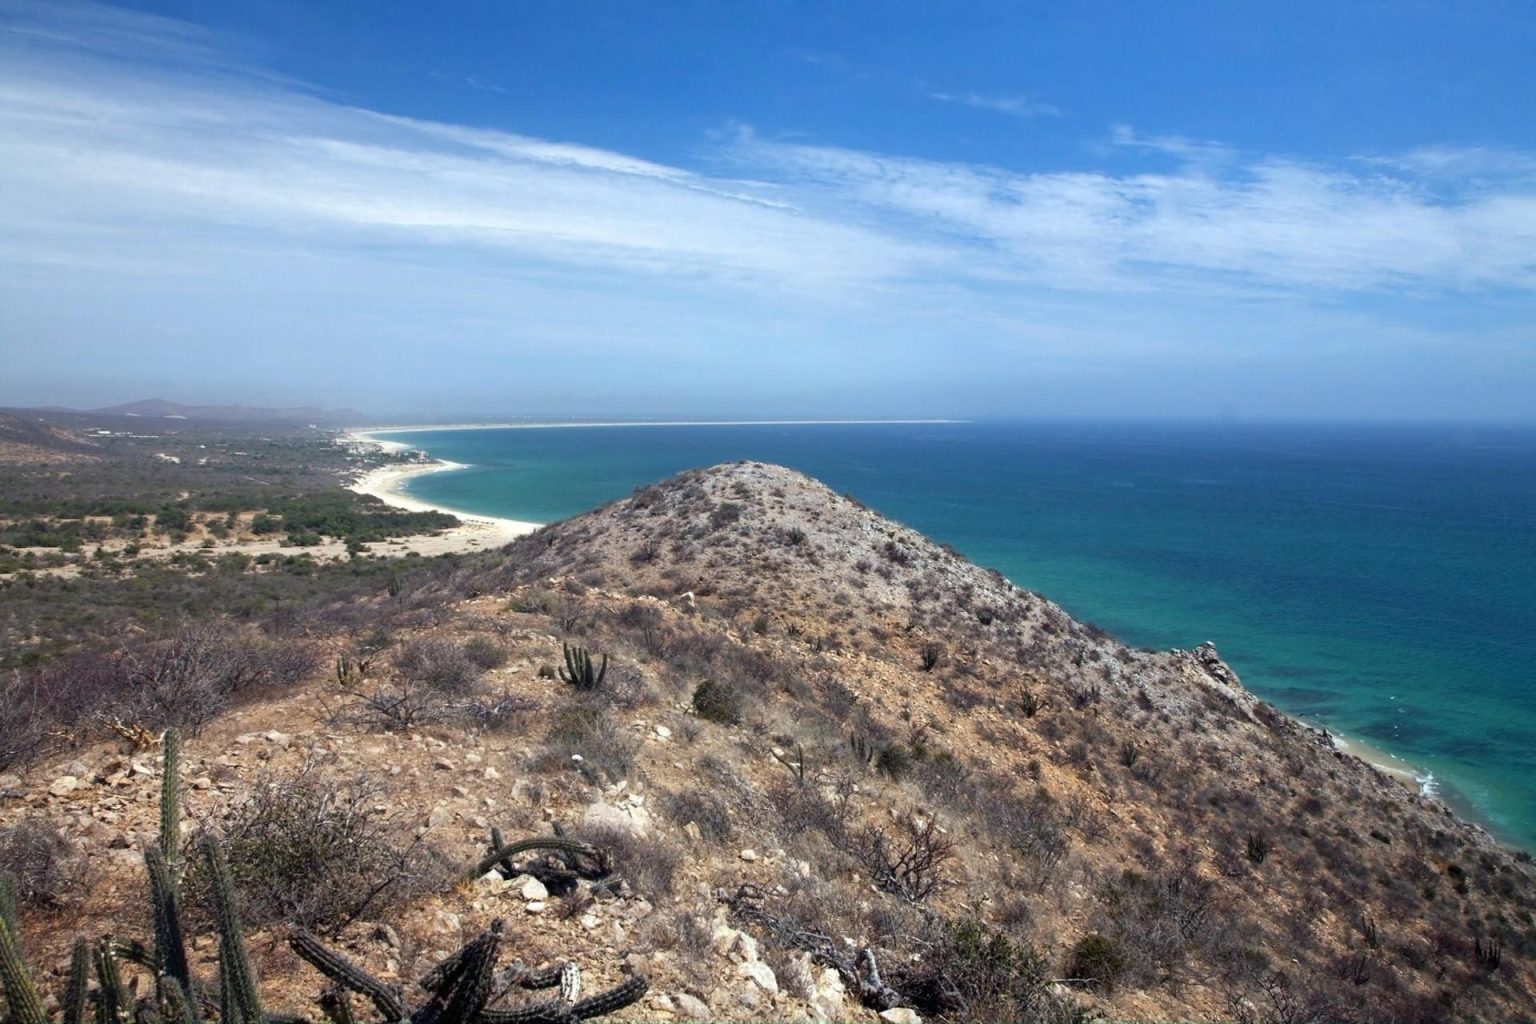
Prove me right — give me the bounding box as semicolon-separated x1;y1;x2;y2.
3;461;1533;1023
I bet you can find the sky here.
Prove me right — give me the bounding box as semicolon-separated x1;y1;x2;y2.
0;1;1533;420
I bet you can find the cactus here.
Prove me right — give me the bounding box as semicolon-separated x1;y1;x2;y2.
63;937;90;1024
0;869;17;938
160;729;181;871
92;938;133;1024
199;835;263;1024
155;977;198;1024
434;920;501;1024
848;732;878;768
288;930;404;1022
558;644;607;691
294;922;647;1024
466;836;599;882
0;889;48;1024
145;846;192;997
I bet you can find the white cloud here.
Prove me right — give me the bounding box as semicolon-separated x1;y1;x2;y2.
929;91;1062;119
0;1;1532;417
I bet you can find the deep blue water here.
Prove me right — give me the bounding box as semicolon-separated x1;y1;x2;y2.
384;420;1536;848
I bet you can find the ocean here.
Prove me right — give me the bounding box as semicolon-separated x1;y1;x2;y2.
379;420;1536;849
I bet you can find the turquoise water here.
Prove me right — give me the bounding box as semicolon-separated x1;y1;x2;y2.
383;421;1536;849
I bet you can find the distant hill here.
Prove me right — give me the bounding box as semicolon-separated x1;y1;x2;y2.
0;411;101;463
22;399;362;424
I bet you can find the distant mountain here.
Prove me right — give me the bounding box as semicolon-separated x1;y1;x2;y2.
0;411;101;462
36;399;362;423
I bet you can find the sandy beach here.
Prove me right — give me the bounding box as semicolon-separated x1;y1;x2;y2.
1331;731;1430;795
344;434;542;555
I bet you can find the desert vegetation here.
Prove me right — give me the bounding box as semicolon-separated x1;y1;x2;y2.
2;449;1534;1021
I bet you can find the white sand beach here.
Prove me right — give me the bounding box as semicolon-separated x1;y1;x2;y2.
345;435;541;555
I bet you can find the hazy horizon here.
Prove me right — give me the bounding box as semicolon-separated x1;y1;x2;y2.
2;1;1533;421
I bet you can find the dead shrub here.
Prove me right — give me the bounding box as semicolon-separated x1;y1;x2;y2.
534;697;637;783
0;817;77;908
394;637;480;693
661;789;734;843
461;635;508;671
574;824;680;903
185;761;444;931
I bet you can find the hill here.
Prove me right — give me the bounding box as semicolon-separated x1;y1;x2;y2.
0;412;100;463
2;461;1531;1023
13;399;362;423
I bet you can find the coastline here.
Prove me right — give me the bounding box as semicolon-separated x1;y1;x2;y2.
344;432;542;551
1329;730;1431;796
350;418;964;435
347;424;1479;829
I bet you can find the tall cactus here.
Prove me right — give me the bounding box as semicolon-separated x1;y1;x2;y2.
0;879;48;1024
199;835;263;1024
92;938;133;1024
63;937;90;1024
159;729;181;871
145;846;192;998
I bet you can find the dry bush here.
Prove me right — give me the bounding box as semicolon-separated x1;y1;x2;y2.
660;788;734;843
842;815;956;904
533;697;637;784
461;635;508;670
573;823;680;903
185;762;445;930
0;817;77;908
394;636;480;693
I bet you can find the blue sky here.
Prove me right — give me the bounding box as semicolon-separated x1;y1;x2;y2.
1;0;1533;419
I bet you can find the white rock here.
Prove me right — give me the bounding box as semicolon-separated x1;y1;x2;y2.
738;960;778;993
579;913;599;930
739;848;759;862
524;900;547;914
519;878;548;901
263;730;292;748
879;1010;921;1024
48;776;78;797
809;967;847;1023
673;993;712;1020
653;725;671;739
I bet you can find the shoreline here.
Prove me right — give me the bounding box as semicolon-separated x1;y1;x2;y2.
349;418;965;435
346;427;1489;832
1328;730;1432;796
344;433;542;549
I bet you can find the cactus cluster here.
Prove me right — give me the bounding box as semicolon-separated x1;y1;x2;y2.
0;730;648;1024
557;645;607;692
290;921;646;1024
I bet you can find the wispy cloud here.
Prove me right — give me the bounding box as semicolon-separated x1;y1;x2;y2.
929;91;1062;119
1;1;1532;417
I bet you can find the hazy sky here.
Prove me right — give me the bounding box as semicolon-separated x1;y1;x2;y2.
1;1;1533;420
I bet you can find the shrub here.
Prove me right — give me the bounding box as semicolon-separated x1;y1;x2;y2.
0;817;76;908
910;918;1071;1022
661;789;734;843
876;744;913;780
692;679;743;725
184;762;441;930
1065;932;1127;991
574;824;680;903
539;698;637;783
394;637;480;694
461;635;508;670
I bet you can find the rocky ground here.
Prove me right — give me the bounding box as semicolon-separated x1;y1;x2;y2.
4;461;1534;1022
